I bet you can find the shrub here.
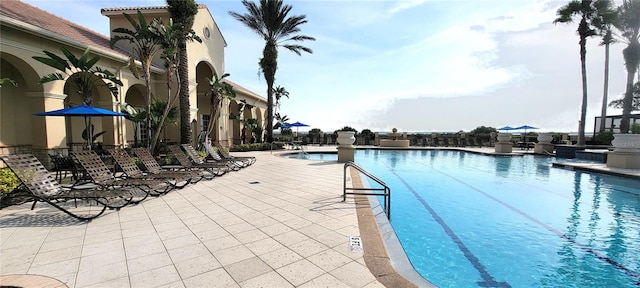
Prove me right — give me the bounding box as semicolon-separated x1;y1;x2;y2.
229;142;285;152
594;131;614;145
0;168;20;198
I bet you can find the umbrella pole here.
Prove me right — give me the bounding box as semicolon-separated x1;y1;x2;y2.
85;116;91;150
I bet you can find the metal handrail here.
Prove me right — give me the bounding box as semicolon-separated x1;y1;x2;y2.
343;161;390;219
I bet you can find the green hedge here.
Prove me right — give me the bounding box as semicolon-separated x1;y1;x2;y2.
229;142;285;152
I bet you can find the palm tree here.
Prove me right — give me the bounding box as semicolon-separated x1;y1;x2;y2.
554;0;616;145
609;81;640;111
229;0;315;143
110;10;164;147
120;103;147;147
273;85;289;109
149;18;200;153
614;0;640;133
599;26;616;132
272;85;289;129
167;0;199;145
32;47;122;105
204;73;236;139
149;99;179;138
273;112;289;129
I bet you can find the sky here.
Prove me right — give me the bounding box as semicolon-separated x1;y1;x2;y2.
22;0;631;133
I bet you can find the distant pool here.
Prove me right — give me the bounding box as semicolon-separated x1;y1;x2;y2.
288;149;640;287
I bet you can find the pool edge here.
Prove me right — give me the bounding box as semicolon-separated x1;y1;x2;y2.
350;168;436;288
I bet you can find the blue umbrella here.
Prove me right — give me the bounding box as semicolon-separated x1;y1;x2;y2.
280;123;292;129
514;125;538;144
34;105;126;117
497;126;515;131
35;105;126;149
289;121;309;128
284;121;310;137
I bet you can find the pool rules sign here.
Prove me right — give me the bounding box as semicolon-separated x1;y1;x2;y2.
350;236;363;252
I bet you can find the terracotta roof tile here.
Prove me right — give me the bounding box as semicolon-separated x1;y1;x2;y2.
100;4;207;13
0;0;120;55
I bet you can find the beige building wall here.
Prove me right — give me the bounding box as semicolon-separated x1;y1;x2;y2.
1;2;266;161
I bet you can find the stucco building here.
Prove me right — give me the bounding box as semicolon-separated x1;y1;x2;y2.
0;0;266;163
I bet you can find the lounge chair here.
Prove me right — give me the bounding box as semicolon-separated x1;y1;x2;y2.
106;149;191;189
201;142;243;170
72;151;171;197
212;141;256;166
130;147;206;184
183;144;240;171
166;145;228;177
0;154;135;220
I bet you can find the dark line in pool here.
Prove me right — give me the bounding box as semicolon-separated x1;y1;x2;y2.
437;169;640;284
384;164;511;288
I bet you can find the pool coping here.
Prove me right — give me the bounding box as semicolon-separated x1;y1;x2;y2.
349;167;436;288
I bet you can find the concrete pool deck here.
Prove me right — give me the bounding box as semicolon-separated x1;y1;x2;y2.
2;145;637;287
0;147;407;288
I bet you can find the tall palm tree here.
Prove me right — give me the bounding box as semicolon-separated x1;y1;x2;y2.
167;0;199;145
599;27;616;132
33;47;122;105
614;0;640;133
110;10;164;147
149;18;200;153
229;0;315;143
554;0;616;145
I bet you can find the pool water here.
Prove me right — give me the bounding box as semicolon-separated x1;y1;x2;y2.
313;149;640;287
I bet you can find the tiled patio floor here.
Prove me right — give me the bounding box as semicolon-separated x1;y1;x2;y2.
0;148;385;288
3;145;634;288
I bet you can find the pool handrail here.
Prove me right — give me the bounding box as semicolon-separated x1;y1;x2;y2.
343;161;391;219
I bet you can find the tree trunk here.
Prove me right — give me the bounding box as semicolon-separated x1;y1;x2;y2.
261;43;278;143
178;39;191;144
205;93;221;139
599;42;610;133
150;60;180;154
143;59;153;149
621;68;635;134
578;35;588;146
621;40;640;134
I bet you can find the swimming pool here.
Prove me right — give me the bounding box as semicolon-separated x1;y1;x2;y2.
291;150;640;287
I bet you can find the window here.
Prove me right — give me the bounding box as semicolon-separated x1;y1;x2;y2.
203;27;210;39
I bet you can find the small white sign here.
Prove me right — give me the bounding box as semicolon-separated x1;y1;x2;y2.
350;236;363;252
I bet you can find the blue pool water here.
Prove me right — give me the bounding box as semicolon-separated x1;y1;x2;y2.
289;150;640;287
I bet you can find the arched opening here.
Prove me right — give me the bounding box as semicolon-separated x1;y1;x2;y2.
0;52;44;149
123;84;147;147
229;100;241;145
62;72;120;150
196;61;216;143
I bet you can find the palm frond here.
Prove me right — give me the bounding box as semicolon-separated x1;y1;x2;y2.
38;73;65;83
60;46;81;68
33;50;70;72
282;44;313;55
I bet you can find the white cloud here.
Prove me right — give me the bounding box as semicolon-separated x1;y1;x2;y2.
22;0;631;133
388;0;431;14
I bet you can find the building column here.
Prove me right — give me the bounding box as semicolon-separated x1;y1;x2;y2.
28;92;67;149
